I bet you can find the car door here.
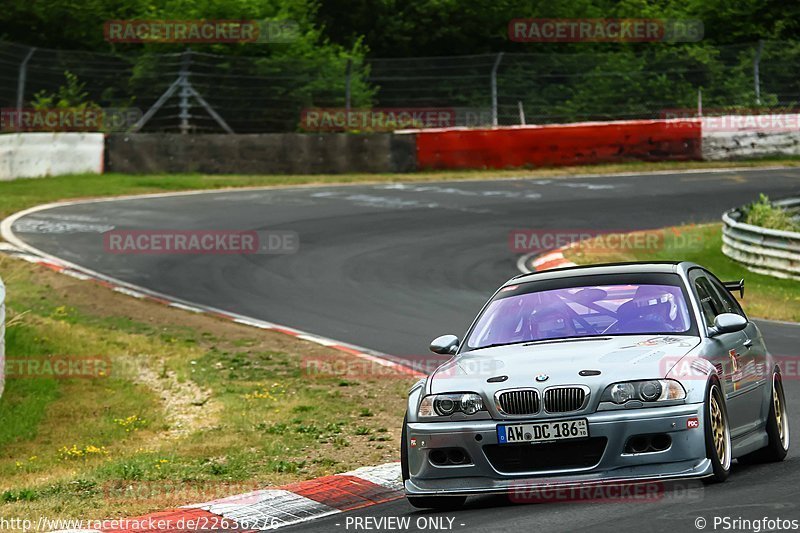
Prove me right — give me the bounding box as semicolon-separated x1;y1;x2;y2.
706;273;767;434
688;269;752;437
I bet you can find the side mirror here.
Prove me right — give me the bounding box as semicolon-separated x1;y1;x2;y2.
709;313;748;337
430;335;460;355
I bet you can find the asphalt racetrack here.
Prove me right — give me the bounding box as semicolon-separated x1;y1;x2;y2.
6;167;800;532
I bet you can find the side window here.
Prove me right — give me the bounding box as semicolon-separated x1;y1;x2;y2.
694;277;723;328
708;277;745;317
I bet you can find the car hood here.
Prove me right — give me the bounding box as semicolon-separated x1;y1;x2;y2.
428;335;700;394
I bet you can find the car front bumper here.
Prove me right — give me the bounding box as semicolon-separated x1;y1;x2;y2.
405;402;711;496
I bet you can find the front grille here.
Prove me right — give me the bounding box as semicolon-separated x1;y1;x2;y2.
497;389;540;415
544;387;587;413
483;437;607;473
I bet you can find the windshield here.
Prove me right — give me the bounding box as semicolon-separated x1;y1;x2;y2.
466;282;693;350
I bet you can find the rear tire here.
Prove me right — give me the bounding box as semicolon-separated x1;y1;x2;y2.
703;379;731;484
739;370;789;464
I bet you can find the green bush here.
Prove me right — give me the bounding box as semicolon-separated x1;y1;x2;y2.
744;194;800;232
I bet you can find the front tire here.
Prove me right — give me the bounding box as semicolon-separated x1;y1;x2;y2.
401;413;467;510
401;413;410;481
703;379;731;484
739;370;789;464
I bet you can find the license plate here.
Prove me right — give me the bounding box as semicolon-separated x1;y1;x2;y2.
497;419;589;444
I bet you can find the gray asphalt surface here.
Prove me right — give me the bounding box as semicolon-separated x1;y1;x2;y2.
6;167;800;532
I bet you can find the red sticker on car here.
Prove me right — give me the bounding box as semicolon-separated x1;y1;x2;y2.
687;417;699;429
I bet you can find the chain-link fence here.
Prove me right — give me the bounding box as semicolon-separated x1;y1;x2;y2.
2;39;799;133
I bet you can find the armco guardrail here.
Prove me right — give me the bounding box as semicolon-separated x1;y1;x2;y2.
0;275;5;399
722;198;800;280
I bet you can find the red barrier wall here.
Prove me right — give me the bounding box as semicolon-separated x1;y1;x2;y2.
414;119;702;170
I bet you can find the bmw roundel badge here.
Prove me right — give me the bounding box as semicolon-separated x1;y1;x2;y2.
535;374;549;382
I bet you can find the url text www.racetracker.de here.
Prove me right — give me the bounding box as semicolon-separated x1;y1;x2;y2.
694;516;800;532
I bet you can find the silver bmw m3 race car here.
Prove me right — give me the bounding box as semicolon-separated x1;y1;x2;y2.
402;262;790;509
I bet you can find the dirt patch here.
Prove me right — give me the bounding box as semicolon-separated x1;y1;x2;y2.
133;363;220;438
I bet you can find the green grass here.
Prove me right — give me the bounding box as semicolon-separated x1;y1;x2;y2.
0;324;62;448
565;223;800;322
0;255;410;520
2;157;800;219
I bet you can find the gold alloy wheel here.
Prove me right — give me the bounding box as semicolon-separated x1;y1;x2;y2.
710;390;728;464
773;374;789;448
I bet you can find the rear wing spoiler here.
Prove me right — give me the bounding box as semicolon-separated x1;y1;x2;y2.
723;279;745;298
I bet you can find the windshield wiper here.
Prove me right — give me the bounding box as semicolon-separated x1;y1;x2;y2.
469;336;613;352
469;340;532;351
523;336;612;346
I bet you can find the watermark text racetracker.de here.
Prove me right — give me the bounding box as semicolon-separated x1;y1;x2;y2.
663;354;800;382
508;18;703;42
104;19;299;43
5;356;110;379
103;230;299;255
510;479;703;504
509;227;704;255
662;107;800;133
300;108;456;132
1;107;141;132
102;480;264;506
302;354;502;380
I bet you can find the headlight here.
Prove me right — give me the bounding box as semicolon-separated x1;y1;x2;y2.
609;382;636;403
418;393;485;418
601;379;685;405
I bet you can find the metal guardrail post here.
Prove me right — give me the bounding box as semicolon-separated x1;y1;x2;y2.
15;47;36;132
491;52;504;127
754;40;764;105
